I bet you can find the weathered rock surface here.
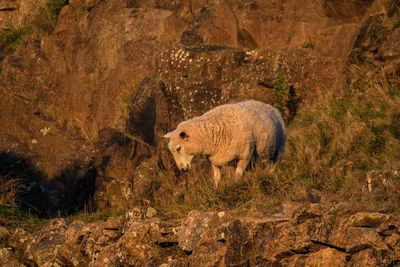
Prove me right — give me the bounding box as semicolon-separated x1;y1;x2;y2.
1;2;400;266
1;0;400;216
2;202;400;266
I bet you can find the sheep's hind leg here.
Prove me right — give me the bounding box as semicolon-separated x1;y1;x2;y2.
212;165;221;187
235;159;249;181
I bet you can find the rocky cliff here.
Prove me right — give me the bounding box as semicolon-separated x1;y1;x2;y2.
3;201;400;266
0;0;400;265
1;0;399;215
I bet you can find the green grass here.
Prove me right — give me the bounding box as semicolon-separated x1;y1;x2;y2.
273;73;290;117
153;74;400;217
394;20;400;30
0;27;29;54
32;0;69;33
269;81;400;204
0;0;69;59
301;42;315;49
0;204;47;231
66;209;127;223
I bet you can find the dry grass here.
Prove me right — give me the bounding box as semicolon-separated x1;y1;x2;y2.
153;70;400;217
0;176;23;206
0;176;47;231
272;76;400;206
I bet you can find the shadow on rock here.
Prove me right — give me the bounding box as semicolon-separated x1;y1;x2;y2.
0;151;97;218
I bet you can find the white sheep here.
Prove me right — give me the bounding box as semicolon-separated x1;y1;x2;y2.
164;100;286;187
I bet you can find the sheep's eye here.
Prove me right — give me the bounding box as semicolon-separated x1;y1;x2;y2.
179;131;187;139
176;146;181;152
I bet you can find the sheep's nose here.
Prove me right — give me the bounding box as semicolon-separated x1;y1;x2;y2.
181;168;188;172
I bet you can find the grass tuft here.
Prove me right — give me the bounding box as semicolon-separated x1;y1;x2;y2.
273;73;290;117
31;0;69;33
0;176;23;206
66;209;127;223
0;204;47;231
0;27;29;54
301;42;315;49
153;70;400;217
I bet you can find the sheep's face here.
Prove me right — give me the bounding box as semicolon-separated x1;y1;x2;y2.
164;129;201;172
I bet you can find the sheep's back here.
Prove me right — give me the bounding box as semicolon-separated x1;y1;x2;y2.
180;100;285;161
236;101;286;158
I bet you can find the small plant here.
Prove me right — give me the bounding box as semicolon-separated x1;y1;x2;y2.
0;175;47;230
301;42;315;49
66;209;126;223
46;0;69;17
0;176;23;206
31;0;69;33
273;73;290;116
0;27;29;54
393;20;400;30
0;204;47;231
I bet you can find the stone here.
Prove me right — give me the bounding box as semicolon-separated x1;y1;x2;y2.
145;207;157;218
304;248;347;267
0;248;25;267
178;210;221;252
348;212;389;228
65;220;86;244
292;204;324;224
8;228;35;252
344;227;383;254
349;247;393;267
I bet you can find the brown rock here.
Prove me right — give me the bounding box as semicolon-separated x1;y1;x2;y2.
348;212;388;228
304;248;347;267
79;220;122;260
8;228;35;251
65;220;86;244
349;247;393;267
379;27;400;59
25;219;68;266
260;221;312;262
292;204;324;224
0;248;25;267
114;219;178;266
344;227;383;254
188;242;226;267
178;210;221;252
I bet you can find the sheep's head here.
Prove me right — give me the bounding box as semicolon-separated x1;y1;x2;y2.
164;127;202;172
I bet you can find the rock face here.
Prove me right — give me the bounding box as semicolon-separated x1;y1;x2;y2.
1;1;400;265
1;0;400;217
2;202;400;266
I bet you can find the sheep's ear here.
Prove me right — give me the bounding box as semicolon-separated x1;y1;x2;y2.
179;131;188;139
164;132;173;138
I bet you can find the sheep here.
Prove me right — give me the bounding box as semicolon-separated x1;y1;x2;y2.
164;100;286;187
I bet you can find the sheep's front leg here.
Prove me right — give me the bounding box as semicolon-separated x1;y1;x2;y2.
212;164;221;187
235;159;249;181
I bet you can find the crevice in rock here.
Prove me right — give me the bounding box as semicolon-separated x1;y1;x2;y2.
290;248;311;255
154;241;178;248
311;240;347;253
0;8;16;11
347;244;372;254
257;79;274;89
104;227;119;231
184;250;192;256
160;232;172;237
217;238;226;244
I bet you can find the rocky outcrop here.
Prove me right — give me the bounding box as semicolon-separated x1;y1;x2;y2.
0;0;400;217
2;202;400;266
